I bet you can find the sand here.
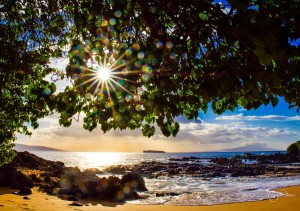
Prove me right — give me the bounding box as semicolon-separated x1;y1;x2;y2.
0;185;299;211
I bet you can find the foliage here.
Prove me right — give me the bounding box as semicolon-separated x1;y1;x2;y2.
286;141;300;155
0;0;69;165
1;0;300;165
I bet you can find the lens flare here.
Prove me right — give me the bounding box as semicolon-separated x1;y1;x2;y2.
97;66;111;81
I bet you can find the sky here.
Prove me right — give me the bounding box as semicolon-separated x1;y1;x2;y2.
16;58;300;152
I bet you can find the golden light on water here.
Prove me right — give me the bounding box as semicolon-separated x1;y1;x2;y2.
83;152;124;168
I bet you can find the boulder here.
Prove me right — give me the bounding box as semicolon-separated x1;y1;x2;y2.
19;187;32;195
83;168;104;175
30;174;42;183
10;171;33;189
103;165;127;174
121;172;147;191
69;202;83;206
0;164;17;186
38;184;54;194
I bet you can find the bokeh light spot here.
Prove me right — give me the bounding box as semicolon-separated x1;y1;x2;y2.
114;10;122;18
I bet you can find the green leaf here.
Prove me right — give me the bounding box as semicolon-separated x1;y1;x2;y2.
199;12;207;20
271;97;278;107
142;124;155;138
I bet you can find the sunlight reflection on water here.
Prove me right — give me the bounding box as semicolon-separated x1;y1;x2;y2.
31;151;300;205
33;151;283;170
34;151;150;170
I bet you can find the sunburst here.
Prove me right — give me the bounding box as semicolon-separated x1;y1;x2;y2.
97;65;111;81
76;49;143;100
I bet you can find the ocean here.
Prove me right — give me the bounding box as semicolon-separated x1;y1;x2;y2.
32;151;300;206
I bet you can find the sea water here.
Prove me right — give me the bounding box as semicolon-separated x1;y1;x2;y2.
32;151;300;205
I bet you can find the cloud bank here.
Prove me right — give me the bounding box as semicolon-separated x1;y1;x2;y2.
216;114;300;121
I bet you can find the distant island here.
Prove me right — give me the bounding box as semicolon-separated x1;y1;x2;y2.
14;144;65;152
143;150;166;153
220;144;279;152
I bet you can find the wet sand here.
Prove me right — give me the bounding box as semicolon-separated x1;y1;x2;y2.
0;185;299;210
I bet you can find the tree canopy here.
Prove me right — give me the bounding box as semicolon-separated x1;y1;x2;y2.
1;0;300;165
286;140;300;155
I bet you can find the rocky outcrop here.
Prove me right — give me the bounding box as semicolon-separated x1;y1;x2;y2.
169;156;201;162
0;151;146;203
1;151;300;205
0;164;33;189
236;152;300;164
58;168;143;202
19;187;32;195
121;172;148;192
102;153;300;179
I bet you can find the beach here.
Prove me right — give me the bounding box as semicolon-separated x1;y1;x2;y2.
1;151;300;210
0;185;299;211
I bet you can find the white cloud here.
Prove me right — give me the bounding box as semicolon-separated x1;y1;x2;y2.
46;58;72;92
31;116;299;143
151;120;299;145
49;57;69;71
17;113;300;151
23;114;143;142
216;114;300;121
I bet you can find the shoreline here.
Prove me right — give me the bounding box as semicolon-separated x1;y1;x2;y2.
1;151;300;210
0;185;299;210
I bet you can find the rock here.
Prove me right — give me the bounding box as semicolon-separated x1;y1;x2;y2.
58;169;142;202
23;196;30;200
83;168;104;175
69;202;83;207
38;184;54;194
256;155;271;164
245;188;259;191
30;174;42;183
242;153;257;160
205;172;224;177
10;171;33;189
231;157;242;165
156;193;165;197
169;192;180;196
167;169;180;176
121;173;148;191
58;186;79;196
182;156;200;161
12;151;65;172
67;196;78;201
44;176;51;183
169;156;200;162
187;165;200;172
210;157;230;165
169;158;182;162
103;165;127;174
19;187;32;195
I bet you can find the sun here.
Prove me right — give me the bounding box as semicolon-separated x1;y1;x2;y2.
70;45;148;100
97;65;111;81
